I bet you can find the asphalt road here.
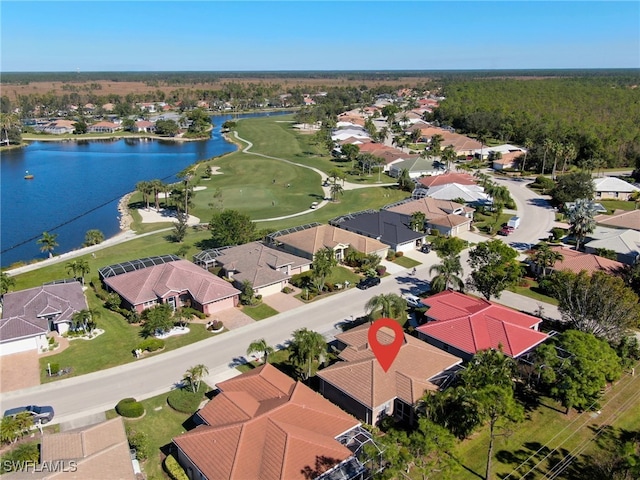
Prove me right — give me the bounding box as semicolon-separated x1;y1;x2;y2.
0;172;561;425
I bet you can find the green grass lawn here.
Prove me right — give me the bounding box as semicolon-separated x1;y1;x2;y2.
599;199;636;212
241;303;279;320
106;386;208;480
447;364;640;479
473;212;513;235
392;255;421;268
508;278;559;306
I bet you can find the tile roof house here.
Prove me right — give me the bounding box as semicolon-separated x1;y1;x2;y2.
491;151;525;171
133;120;156;133
593;177;640;201
330;210;426;253
199;242;312;297
39;120;76;135
103;259;240;315
583;229;640;265
0;282;87;356
173;363;374;480
412;126;483;156
385;197;474;237
529;246;624;276
87;121;120;133
417;172;476;189
272;225;389;263
318;323;462;426
388;156;445;179
415;182;491;205
416;291;549;360
594;209;640;231
35;417;137;479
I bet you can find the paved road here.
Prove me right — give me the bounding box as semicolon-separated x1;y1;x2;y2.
1;170;561;425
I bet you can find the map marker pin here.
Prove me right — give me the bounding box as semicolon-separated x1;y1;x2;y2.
368;318;404;373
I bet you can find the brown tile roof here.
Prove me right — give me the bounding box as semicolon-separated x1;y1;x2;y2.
215;242;311;289
492;151;524;166
414;127;483;153
277;225;388;257
317;324;462;409
40;417;135;480
89;121;119;128
549;246;624;274
418;172;476;188
1;282;87;342
174;364;359;480
594;209;640;231
386;198;472;229
103;259;240;307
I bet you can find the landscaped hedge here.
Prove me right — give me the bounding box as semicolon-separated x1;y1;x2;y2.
126;428;150;461
116;398;145;418
164;453;189;480
137;338;165;352
167;385;205;414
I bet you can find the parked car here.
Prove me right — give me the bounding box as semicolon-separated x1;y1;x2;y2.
310;202;319;209
507;216;521;229
420;243;431;253
498;226;514;236
3;405;55;424
404;294;424;308
356;276;381;290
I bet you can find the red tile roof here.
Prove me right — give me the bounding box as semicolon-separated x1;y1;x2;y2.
594;209;640;231
174;364;359;480
417;291;548;357
549;246;624;274
103;260;239;307
417;172;477;188
317;324;462;409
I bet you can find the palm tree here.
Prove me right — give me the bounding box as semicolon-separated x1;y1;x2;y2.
365;293;407;320
409;211;427;232
1;271;15;296
83;229;104;247
71;308;100;333
528;243;564;277
37;232;59;258
330;182;344;201
136;181;153;210
477;131;488;162
65;259;90;285
551;141;562;180
521;138;533;172
629;191;640;209
246;338;275;363
567;199;597;250
560;143;577;175
290;328;327;381
183;364;209;393
429;256;465;292
151;179;166;211
173;308;192;328
541;137;554;175
440;145;457;171
430;134;444;160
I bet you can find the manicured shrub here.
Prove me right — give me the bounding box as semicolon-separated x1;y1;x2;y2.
208;320;223;331
281;286;294;294
48;363;60;375
137;338;165;352
167;385;205;414
116;398;144;418
182;307;206;319
386;250;396;261
395;251;404;257
551;227;566;241
164;453;189;480
376;266;387;276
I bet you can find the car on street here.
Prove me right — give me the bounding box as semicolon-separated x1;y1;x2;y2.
404;294;424;308
356;276;381;290
310;202;319;209
498;226;515;236
3;405;55;424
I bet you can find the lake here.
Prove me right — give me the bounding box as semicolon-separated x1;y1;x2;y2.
0;112;287;268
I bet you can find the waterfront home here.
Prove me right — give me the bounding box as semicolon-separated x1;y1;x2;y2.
87;121;120;134
0;281;87;356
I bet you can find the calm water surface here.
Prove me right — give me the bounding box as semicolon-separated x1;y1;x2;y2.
1;112;286;267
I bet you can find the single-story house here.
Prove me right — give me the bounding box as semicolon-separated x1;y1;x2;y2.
593;177;640;201
317;323;462;426
416;291;549;360
492;151;525;171
594;209;640;231
385;197;474;237
417;172;476;189
173;363;375;480
36;417;137;479
195;242;311;297
0;282;87;356
473;144;527;161
101;258;240;315
411;126;483;157
416;182;491;205
529;246;624;276
39;120;76;135
133;120;156;133
330;210;427;253
583;229;640;265
87;121;120;133
270;224;389;262
388;156;444;178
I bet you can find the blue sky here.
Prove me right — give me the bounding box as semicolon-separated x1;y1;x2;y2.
2;1;638;71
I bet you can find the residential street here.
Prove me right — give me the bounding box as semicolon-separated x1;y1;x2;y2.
0;172;561;426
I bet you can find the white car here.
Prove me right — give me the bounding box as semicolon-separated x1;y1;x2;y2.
310;202;319;209
405;294;424;308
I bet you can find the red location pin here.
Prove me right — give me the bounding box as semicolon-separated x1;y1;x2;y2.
368;318;405;373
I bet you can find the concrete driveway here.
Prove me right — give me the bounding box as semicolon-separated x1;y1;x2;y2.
0;351;40;393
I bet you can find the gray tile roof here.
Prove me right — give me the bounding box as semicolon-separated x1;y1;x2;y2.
332;210;424;248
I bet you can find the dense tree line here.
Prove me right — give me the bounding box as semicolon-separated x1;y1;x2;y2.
430;76;640;169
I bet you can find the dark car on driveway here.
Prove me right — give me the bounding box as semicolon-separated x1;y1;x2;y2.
3;405;55;424
356;276;381;290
